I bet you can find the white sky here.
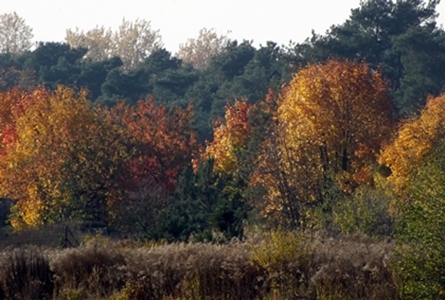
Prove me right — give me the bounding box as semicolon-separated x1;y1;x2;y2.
2;0;445;54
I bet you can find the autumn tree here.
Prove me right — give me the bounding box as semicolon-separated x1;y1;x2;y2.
253;59;393;228
0;87;129;228
114;19;163;70
185;98;262;241
108;98;198;190
108;98;201;237
205;100;252;173
0;87;200;232
288;0;445;115
65;26;112;62
0;12;33;54
280;60;392;181
204;92;278;182
199;93;278;236
379;93;445;211
0;88;26;157
177;28;230;70
65;19;163;70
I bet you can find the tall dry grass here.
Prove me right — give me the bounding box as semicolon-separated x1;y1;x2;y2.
118;242;262;299
311;236;396;299
0;233;397;300
0;247;54;300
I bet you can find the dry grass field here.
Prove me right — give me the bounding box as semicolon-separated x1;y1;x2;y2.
0;230;397;300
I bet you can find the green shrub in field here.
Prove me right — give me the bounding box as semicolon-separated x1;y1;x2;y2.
56;288;88;300
333;185;394;237
393;148;445;299
306;171;394;237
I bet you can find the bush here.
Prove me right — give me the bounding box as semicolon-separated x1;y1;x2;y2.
333;185;394;237
393;153;445;299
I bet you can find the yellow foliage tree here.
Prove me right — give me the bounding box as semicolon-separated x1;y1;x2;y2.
379;93;445;209
253;59;393;227
205;100;252;173
0;86;129;229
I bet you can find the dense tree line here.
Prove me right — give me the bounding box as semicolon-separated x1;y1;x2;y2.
1;0;444;130
0;40;288;140
0;0;442;229
2;1;445;296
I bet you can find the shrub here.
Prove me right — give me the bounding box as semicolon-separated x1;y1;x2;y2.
393;151;445;299
378;95;445;296
333;185;394;237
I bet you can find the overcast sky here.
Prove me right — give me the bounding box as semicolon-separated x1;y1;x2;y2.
2;0;445;54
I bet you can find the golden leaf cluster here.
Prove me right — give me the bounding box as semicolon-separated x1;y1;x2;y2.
253;59;392;225
379;93;445;207
0;86;197;229
205;100;252;173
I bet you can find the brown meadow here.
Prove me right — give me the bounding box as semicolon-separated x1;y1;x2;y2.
0;231;397;300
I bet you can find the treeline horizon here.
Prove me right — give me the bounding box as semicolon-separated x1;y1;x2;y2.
1;1;445;138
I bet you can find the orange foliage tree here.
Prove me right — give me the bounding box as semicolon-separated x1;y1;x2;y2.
379;93;445;210
0;87;200;230
0;86;130;228
253;59;393;227
108;98;199;191
104;98;200;236
205;100;252;173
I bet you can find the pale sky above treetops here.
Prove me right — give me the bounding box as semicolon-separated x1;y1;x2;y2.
2;0;445;54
